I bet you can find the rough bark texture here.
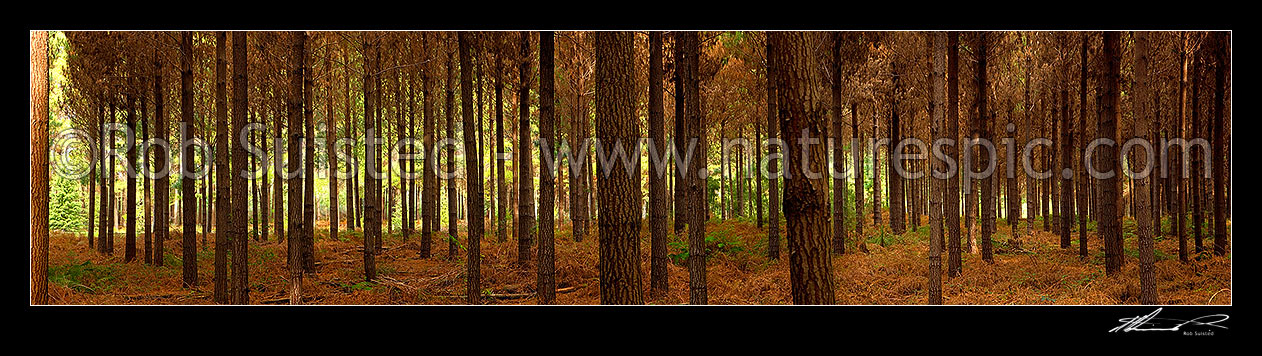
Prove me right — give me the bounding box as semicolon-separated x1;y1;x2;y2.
945;32;962;277
647;32;669;299
683;32;708;305
976;32;994;264
771;32;836;305
230;32;250;304
1100;32;1123;275
830;33;846;255
458;33;484;304
765;35;781;260
1134;31;1156;304
180;32;198;288
594;31;644;305
516;32;535;267
287;31;307;304
31;30;49;305
213;32;230;303
537;31;557;304
928;32;945;305
1211;32;1228;257
153;35;168;267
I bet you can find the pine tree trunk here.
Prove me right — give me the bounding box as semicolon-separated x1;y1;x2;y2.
536;31;558;304
1100;32;1124;275
516;32;535;267
30;30;49;305
458;32;484;304
647;32;669;299
771;32;836;305
765;34;781;260
946;32;961;276
830;33;846;255
594;31;644;305
1211;32;1228;257
230;31;250;304
213;32;231;303
928;32;946;305
180;32;198;288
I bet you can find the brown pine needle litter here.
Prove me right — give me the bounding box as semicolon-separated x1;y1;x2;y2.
44;215;1229;305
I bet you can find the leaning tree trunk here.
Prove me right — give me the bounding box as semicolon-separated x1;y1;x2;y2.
771;31;836;305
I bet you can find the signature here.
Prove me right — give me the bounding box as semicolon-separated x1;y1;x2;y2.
1109;308;1229;333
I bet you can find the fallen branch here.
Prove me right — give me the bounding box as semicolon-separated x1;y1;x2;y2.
436;286;580;300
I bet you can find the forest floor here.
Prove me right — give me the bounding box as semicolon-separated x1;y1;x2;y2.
45;212;1231;305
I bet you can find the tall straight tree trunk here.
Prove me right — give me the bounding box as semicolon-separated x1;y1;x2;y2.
30;30;49;304
1100;32;1123;275
945;32;961;275
361;33;378;280
765;34;781;260
594;31;644;305
458;32;484;304
1078;33;1090;259
142;96;151;264
1175;33;1189;263
852;101;866;253
976;32;994;263
888;59;905;236
1133;31;1156;304
681;31;708;304
873;102;881;229
1211;32;1228;257
537;31;558;304
421;34;437;259
303;36;317;273
647;32;668;299
1191;50;1203;255
287;31;307;304
327;36;339;246
88;101;98;252
446;37;459;259
496;39;508;244
928;32;946;305
125;95;137;263
180;31;198;288
230;31;250;304
673;33;688;238
516;32;535;267
771;31;836;305
152;36;168;266
213;32;230;303
830;33;846;255
1060;87;1073;249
